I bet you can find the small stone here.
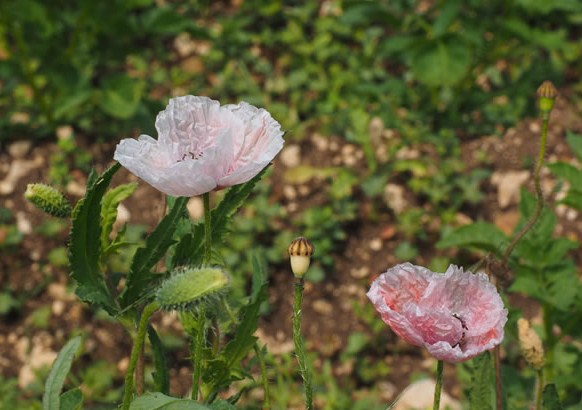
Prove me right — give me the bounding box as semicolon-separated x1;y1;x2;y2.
56;125;74;140
369;238;382;251
187;197;204;220
283;185;297;200
383;184;408;214
350;266;370;279
0;158;43;195
7;140;32;159
16;211;33;235
66;180;86;197
311;133;329;151
52;300;65;316
280;145;301;168
312;299;333;315
490;170;530;208
393;379;461;410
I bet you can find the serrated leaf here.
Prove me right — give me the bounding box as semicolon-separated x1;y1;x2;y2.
436;221;507;256
120;196;189;308
148;326;169;395
542;384;564;410
129;392;212;410
69;164;120;314
469;352;493;410
185;167;269;267
100;182;138;256
43;336;82;410
59;388;83;410
206;271;268;392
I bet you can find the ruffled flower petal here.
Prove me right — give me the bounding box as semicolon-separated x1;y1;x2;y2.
367;263;507;363
114;96;284;197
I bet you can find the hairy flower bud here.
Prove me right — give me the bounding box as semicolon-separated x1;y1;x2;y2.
536;81;557;120
288;237;314;278
517;318;545;370
24;183;72;218
156;267;230;311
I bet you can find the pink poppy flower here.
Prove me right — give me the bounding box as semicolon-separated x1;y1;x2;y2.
114;96;284;197
367;263;507;362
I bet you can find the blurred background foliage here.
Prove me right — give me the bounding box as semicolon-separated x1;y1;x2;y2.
2;0;582;143
3;0;582;408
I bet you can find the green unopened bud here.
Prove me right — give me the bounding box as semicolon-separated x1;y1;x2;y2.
288;237;314;278
537;81;557;120
155;267;230;311
25;183;72;218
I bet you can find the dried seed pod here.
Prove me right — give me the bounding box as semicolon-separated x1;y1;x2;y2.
517;318;545;370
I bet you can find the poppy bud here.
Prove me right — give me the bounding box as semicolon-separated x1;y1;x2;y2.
25;183;72;218
288;237;314;278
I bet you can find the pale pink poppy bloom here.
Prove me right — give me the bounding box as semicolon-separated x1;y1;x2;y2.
114;96;284;197
367;263;507;362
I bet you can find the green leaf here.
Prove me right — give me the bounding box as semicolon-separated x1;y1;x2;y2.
547;162;582;186
43;336;82;410
542;384;564;410
410;37;472;87
99;74;144;119
129;392;212;410
469;352;494;410
59;388;83;410
120;196;189;308
148;326;170;395
432;0;461;38
69;164;120;314
100;182;138;256
436;221;508;256
140;7;200;34
566;131;582;161
561;190;582;211
208;401;237;410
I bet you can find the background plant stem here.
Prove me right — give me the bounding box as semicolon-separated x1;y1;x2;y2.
121;302;158;410
191;305;206;400
203;192;211;264
293;278;313;410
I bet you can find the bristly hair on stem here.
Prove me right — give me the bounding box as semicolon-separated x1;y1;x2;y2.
293;278;313;410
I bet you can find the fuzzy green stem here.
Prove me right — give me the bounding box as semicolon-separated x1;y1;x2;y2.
293;278;313;410
501;116;549;265
494;345;503;410
192;305;206;400
121;302;159;410
254;343;271;409
534;368;544;410
433;360;444;410
203;192;212;264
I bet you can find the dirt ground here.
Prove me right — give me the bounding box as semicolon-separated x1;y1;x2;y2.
1;96;582;405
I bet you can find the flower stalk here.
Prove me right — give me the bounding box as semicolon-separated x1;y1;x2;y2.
121;302;159;410
288;237;315;410
293;277;313;410
191;305;206;400
433;360;444;410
